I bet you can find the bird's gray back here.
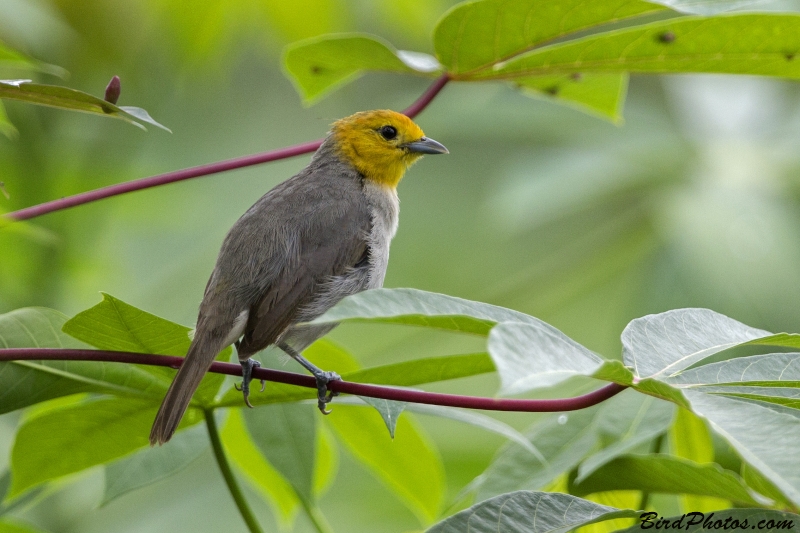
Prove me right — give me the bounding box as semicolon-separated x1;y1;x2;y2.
197;139;399;355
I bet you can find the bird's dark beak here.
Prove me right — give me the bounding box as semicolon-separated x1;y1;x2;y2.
404;136;449;155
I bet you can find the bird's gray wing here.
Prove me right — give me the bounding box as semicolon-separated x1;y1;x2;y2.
235;182;371;356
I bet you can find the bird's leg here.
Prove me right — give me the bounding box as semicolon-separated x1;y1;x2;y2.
234;358;265;408
277;342;341;414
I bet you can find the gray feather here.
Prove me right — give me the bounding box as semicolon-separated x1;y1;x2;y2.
150;138;401;443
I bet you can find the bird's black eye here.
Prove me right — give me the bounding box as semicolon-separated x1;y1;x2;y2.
379;125;397;140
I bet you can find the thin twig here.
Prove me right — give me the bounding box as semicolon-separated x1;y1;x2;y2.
4;74;450;222
0;348;626;412
204;409;265;533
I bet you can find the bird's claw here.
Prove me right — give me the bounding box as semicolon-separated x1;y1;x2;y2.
315;371;341;415
237;359;264;408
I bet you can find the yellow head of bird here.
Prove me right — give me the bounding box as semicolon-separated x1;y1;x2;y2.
331;110;448;188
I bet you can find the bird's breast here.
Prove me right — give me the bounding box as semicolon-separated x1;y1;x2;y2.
364;181;400;290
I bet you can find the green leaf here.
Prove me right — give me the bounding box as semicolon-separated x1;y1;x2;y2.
621;308;770;378
313;424;339;499
647;0;789;15
0;521;49;533
0;307;170;413
474;408;601;501
591;360;636;386
405;403;543;459
327;404;445;524
682;390;800;506
335;396;541;456
63;293;228;405
572;454;760;504
222;410;299;528
0;471;42;518
0;101;17;139
742;463;795;510
487;14;800;80
433;0;667;75
283;33;440;103
359;396;406;438
576;395;675;481
0;80;169;131
0;41;65;76
63;293;192;356
343;352;495;386
670;407;729;512
474;391;671;500
315;288;558;336
667;352;800;388
242;403;317;503
614;509;800;533
9;397;202;498
488;321;604;395
102;422;208;505
579;491;640;533
427;491;640;533
515;73;628;123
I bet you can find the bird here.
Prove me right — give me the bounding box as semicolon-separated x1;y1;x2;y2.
149;109;448;445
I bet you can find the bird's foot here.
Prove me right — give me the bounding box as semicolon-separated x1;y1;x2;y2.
313;371;341;415
234;359;265;408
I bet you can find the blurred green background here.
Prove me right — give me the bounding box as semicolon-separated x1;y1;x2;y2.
3;0;800;531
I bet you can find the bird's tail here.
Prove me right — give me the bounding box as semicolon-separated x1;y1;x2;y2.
150;335;220;445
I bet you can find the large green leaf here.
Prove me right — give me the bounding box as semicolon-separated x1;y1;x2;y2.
615;509;800;533
666;352;800;387
637;347;800;503
327;404;445;524
572;454;761;505
515;73;628;123
0;80;168;131
63;293;194;356
742;463;795;511
103;421;209;505
647;0;791;15
670;407;729;512
575;395;675;481
427;491;640;533
63;293;228;405
283;33;440;103
682;390;800;506
0;307;170;413
621;308;772;378
474;391;671;501
333;396;540;455
433;0;666;75
222;409;299;528
487;15;800;80
406;403;542;458
344;352;494;386
474;408;600;501
312;424;339;499
314;288;558;336
9;397;202;497
243;403;317;503
488;321;604;394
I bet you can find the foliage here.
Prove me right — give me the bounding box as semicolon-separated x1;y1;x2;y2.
4;0;800;532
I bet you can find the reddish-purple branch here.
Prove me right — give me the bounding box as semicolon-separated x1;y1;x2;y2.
403;74;449;119
0;348;626;412
5;74;450;222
